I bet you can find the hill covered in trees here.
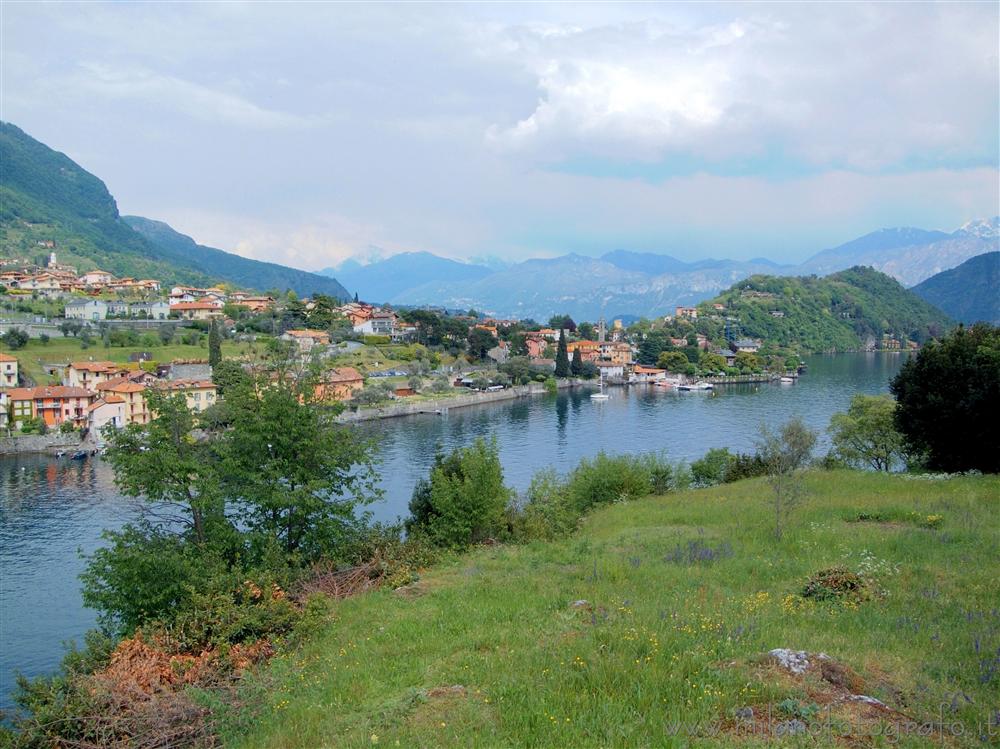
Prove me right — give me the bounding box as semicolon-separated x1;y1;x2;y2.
698;266;953;351
0;122;348;297
911;252;1000;325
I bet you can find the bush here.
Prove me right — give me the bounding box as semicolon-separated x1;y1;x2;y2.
406;438;510;548
691;447;735;486
2;327;29;349
801;567;869;602
508;469;578;542
565;452;678;513
722;452;769;482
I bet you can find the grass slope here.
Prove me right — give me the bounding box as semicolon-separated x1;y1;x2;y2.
226;471;999;748
699;266;953;351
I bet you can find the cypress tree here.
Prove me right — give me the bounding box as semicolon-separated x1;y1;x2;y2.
208;319;222;368
570;347;583;376
554;328;570;377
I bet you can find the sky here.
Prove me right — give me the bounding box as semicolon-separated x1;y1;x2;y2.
2;2;998;271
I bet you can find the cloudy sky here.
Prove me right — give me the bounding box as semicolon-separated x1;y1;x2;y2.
2;2;997;270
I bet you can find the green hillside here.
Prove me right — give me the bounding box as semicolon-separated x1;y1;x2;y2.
699;266;953;351
0;122;349;297
227;471;999;748
911;252;1000;325
125;216;350;299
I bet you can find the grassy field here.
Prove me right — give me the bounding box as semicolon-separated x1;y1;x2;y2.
224;471;999;748
7;337;256;384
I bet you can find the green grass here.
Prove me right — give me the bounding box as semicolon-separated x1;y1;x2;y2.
224;471;1000;748
9;338;255;385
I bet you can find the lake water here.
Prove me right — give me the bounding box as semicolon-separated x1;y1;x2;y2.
0;352;908;709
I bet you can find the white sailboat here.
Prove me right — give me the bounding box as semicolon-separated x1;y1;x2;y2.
590;370;610;400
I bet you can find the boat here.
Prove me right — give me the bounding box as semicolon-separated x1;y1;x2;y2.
590;371;611;400
780;376;795;384
677;381;713;391
70;450;88;460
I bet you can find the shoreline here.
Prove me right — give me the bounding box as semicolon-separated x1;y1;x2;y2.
336;378;584;423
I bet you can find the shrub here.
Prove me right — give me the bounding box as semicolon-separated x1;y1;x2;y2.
565;452;679;513
406;438;510;548
801;567;869;601
691;447;735;486
508;469;578;542
722;452;769;482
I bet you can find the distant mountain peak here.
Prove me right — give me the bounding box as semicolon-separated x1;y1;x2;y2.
956;217;999;240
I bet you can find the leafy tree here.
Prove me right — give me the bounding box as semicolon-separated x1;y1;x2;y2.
699;351;727;373
734;351;762;373
637;330;670;365
756;417;817;541
208;319;222;367
467;327;497;361
1;327;29;349
657;351;689;372
59;320;82;337
579;361;599;379
548;315;576;332
890;323;1000;473
220;373;379;559
577;321;596;340
103;390;225;545
406;438;509;548
212;358;249;396
570;348;583;376
690;448;735;486
554;328;570;377
828;394;904;471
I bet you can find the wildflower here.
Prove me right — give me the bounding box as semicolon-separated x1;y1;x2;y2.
370;734;379;744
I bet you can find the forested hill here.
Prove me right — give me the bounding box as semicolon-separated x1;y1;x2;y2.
698;266;954;351
911;252;1000;325
125;217;349;299
0;122;349;297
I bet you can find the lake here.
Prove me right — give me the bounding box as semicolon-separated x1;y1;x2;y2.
0;352;907;709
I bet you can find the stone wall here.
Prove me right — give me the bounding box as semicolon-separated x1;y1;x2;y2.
0;432;84;455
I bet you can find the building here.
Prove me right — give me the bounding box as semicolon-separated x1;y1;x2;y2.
65;299;109;321
353;311;398;337
733;338;761;354
169;301;224;321
525;337;548;359
0;353;18;388
595;361;625;379
675;306;699;320
314;367;364;401
487;341;510;364
79;270;114;286
89;395;127;433
714;349;737;367
599;341;633;365
96;380;149;425
567;340;600;362
232;295;275;313
0;391;7;429
130;301;171;319
630;365;667;383
154;379;218;412
280;329;331;351
65;361;129;390
5;386;95;429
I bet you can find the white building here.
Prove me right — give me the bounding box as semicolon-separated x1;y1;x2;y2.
64;299;108;321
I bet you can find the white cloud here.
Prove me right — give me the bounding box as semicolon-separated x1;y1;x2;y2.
71;63;319;130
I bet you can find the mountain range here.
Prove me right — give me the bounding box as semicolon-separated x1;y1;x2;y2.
911;252;1000;325
0;122;349;298
321;220;997;320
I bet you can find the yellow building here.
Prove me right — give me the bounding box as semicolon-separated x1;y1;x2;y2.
96;380;149;425
154;379;218;412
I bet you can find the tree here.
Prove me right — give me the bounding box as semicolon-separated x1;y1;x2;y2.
158;323;176;345
548;315;576;332
577;322;596;340
570;348;583;376
554;328;570;377
220;373;379;558
734;351;762;373
103;390;225;545
756;417;817;541
212;358;249;396
699;351;727;373
208;319;223;368
406;438;510;548
891;323;1000;473
657;351;689;372
828;394;904;471
467;327;497;361
1;328;29;350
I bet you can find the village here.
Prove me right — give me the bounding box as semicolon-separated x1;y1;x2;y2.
1;252;808;444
